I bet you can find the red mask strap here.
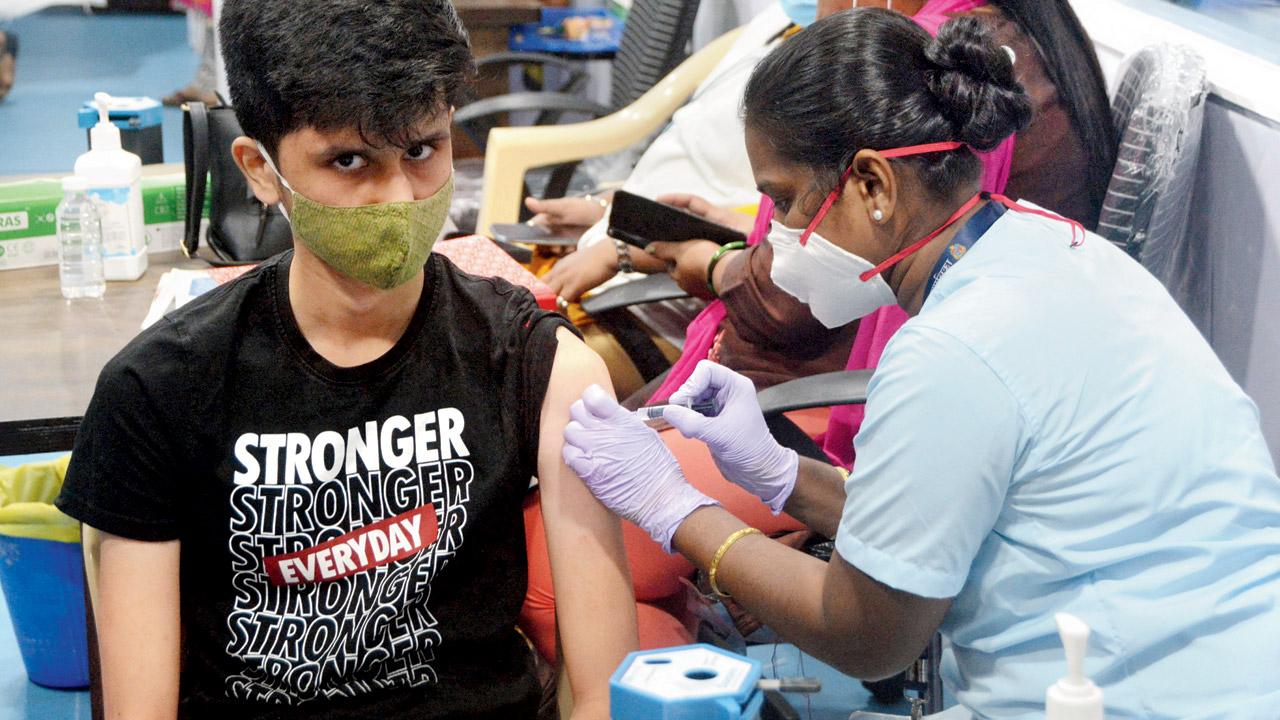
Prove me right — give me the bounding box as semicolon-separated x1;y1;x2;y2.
858;192;984;282
798;141;969;246
879;141;966;159
799;163;858;246
987;193;1086;247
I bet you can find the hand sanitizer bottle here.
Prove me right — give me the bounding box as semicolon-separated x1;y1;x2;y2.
1046;613;1104;720
74;92;147;281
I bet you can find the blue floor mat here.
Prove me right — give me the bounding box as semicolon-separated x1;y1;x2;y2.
0;8;196;176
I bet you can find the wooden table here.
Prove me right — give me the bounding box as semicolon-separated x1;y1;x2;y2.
0;251;209;454
454;0;543;29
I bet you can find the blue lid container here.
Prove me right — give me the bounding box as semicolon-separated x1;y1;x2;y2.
610;644;765;720
77;95;164;164
77;96;163;130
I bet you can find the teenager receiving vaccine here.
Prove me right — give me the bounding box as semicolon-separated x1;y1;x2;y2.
561;9;1280;719
56;1;636;717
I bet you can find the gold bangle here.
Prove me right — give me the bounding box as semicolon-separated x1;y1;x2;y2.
708;527;762;598
836;466;850;481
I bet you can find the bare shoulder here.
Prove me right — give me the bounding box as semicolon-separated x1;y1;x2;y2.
548;326;608;383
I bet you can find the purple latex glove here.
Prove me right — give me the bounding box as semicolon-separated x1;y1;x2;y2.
563;384;719;552
664;361;799;514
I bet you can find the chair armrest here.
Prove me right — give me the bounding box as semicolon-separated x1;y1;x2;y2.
756;370;874;417
473;53;590;100
456;91;613;131
475;25;745;235
475;51;587;77
581;274;688;315
455;92;614;151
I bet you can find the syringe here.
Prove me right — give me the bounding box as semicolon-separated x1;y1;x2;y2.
634;398;721;430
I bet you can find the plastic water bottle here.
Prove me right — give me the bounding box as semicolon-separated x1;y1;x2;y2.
56;176;106;299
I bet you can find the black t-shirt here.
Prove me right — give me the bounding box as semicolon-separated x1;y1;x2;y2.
57;251;574;719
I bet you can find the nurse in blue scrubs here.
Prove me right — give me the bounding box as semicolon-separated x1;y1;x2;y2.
561;9;1280;719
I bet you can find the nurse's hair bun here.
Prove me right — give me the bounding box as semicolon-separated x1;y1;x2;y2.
924;17;1032;152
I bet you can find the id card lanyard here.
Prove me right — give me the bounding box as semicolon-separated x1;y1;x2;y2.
922;200;1006;301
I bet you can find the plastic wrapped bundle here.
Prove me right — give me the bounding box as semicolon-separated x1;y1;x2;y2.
1096;44;1208;313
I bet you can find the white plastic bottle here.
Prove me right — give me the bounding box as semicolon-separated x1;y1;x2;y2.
56;176;106;299
1046;613;1104;720
74;92;147;281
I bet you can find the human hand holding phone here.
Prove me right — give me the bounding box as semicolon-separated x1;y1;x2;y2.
646;240;723;300
608;191;747;249
656;193;756;236
525;195;609;232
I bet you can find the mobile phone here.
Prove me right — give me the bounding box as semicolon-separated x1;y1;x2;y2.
608;190;748;249
490;222;581;246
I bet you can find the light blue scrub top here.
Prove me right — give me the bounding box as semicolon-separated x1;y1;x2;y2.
836;207;1280;719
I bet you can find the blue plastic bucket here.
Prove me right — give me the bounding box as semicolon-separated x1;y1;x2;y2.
0;456;89;689
0;534;90;688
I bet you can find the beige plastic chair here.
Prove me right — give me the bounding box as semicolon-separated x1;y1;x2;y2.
474;26;745;236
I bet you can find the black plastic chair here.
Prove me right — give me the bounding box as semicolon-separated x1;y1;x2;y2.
581;274;691;383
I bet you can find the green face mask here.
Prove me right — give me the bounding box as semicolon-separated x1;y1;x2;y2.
259;142;453;290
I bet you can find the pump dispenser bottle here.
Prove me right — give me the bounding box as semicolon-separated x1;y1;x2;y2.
74;92;147;280
1046;613;1104;720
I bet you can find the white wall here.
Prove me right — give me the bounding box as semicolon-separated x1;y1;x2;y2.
1192;101;1280;463
693;0;777;51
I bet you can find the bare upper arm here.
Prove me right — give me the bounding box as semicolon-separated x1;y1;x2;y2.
822;550;953;679
536;326;617;521
534;327;637;713
537;327;613;472
89;526;182;720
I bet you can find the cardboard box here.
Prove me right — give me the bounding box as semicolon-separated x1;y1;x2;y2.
0;173;209;271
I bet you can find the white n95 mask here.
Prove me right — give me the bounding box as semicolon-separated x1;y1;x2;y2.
766;140;985;327
768;220;897;328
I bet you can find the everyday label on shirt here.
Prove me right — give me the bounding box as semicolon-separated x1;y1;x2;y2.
263;505;440;585
224;410;474;703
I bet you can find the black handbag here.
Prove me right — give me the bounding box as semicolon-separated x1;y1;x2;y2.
182;101;293;264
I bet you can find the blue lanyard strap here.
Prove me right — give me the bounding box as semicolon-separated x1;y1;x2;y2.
923;201;1005;301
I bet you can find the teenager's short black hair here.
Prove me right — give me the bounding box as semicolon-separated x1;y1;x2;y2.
220;0;475;154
